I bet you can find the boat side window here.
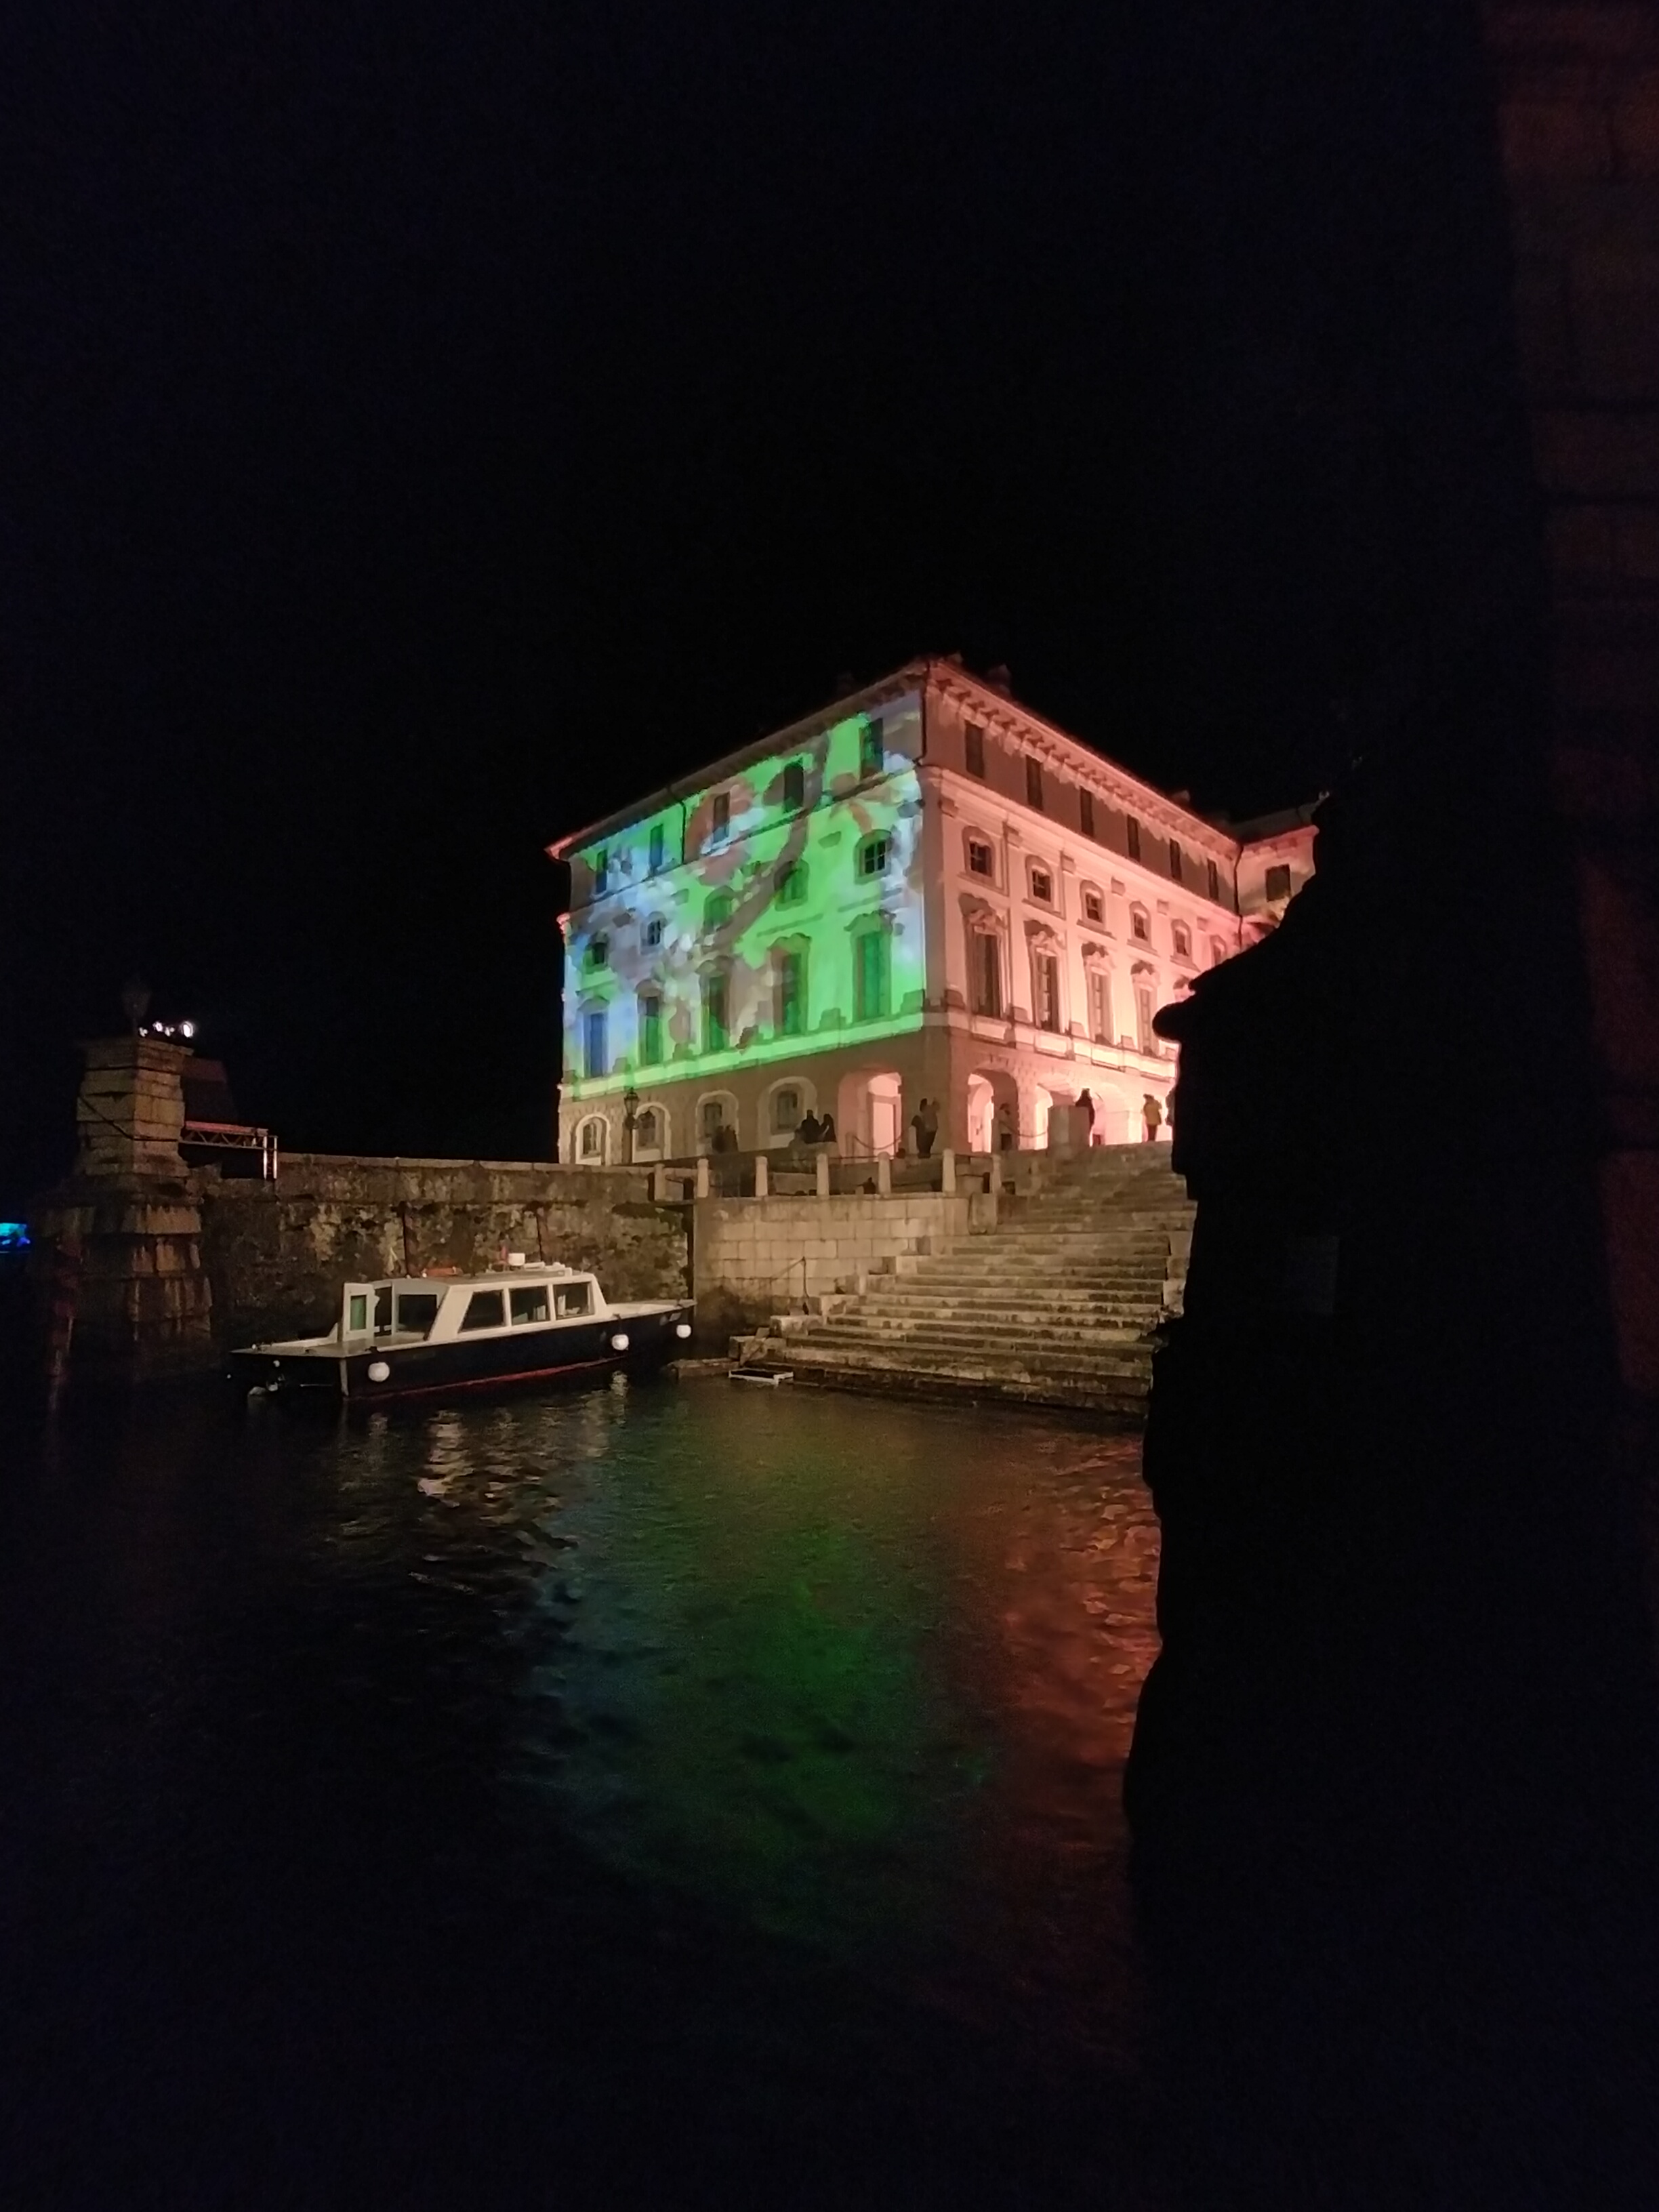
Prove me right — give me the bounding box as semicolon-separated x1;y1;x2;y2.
554;1281;592;1317
459;1290;506;1332
510;1286;551;1326
374;1286;393;1336
396;1292;441;1337
348;1294;369;1334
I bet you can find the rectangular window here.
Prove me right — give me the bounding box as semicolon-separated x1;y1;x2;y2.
772;1086;801;1133
1088;968;1111;1043
967;836;994;877
594;851;609;895
857;836;889;878
348;1294;368;1334
1083;890;1103;923
578;1118;604;1158
460;1290;506;1333
781;760;805;811
700;1098;727;1143
1169;838;1183;884
649;823;665;872
1172;921;1192;959
1136;983;1155;1054
1206;857;1220;903
775;862;806;905
965;722;986;778
855;930;889;1021
859;718;884;778
586;935;608;968
510;1286;551;1326
972;930;1002;1017
554;1281;592;1318
1034;953;1061;1031
709;792;730;845
1130;908;1150;943
583;1008;607;1080
1025;757;1044;811
1126;817;1142;863
638;993;661;1065
396;1292;441;1337
1266;863;1292;901
1029;867;1052;904
703;975;729;1052
777;949;804;1036
1080;788;1095;840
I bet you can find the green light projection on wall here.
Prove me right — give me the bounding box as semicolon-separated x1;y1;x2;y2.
562;699;928;1092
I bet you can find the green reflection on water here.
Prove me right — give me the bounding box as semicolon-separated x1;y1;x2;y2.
518;1389;975;1949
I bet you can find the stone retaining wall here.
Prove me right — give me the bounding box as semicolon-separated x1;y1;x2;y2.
691;1191;992;1344
203;1154;689;1348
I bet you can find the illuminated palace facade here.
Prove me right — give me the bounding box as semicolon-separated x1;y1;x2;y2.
550;659;1314;1165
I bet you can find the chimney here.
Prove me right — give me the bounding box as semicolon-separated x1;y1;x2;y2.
985;663;1012;697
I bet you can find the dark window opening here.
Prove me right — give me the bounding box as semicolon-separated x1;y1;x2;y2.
1030;867;1052;904
554;1282;592;1317
859;718;884;778
510;1286;551;1326
1080;789;1095;840
967;837;993;877
649;823;665;872
709;792;730;844
1206;857;1220;902
461;1290;506;1332
781;760;805;811
1266;863;1292;901
1025;757;1044;811
965;723;986;778
1126;817;1142;863
396;1292;441;1337
972;931;1002;1017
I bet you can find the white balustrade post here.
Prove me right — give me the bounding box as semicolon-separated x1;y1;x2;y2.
696;1155;711;1200
815;1151;831;1200
940;1148;956;1194
754;1151;769;1200
876;1153;891;1197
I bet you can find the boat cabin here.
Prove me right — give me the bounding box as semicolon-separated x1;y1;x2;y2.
336;1263;611;1350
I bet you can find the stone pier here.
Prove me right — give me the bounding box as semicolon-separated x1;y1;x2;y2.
34;1036;217;1383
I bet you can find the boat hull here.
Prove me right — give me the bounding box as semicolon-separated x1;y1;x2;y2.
230;1303;693;1405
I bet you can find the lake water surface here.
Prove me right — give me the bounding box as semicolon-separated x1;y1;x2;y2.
0;1377;1163;2209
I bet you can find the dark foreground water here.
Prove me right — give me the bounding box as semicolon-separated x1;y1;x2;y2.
0;1378;1164;2211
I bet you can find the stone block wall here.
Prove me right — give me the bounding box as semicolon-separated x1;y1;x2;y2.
692;1191;987;1343
1483;2;1659;1399
203;1154;689;1348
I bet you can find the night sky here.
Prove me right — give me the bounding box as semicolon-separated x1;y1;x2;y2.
6;3;1508;1207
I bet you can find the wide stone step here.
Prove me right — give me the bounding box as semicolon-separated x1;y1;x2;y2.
854;1292;1163;1322
773;1344;1153;1405
907;1265;1168;1290
800;1328;1152;1371
857;1286;1164;1312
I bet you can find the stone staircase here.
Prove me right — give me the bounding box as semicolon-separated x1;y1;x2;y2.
731;1145;1195;1420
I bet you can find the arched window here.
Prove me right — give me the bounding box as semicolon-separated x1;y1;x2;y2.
637;991;663;1065
964;829;996;882
1129;904;1151;945
771;1084;802;1134
704;890;733;933
697;1093;739;1153
632;1105;665;1160
775;860;808;906
1080;882;1105;925
1171;919;1193;961
575;1115;607;1164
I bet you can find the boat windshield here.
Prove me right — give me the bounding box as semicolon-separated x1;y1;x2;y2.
394;1290;442;1338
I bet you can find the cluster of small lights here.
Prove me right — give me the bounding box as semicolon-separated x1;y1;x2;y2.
138;1019;197;1040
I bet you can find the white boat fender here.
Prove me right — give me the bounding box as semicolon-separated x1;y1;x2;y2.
367;1360;391;1383
674;1322;693;1338
609;1333;630;1352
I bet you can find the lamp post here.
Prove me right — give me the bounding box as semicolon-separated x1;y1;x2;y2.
621;1083;639;1164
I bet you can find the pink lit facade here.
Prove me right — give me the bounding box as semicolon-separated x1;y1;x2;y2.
550;659;1315;1163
